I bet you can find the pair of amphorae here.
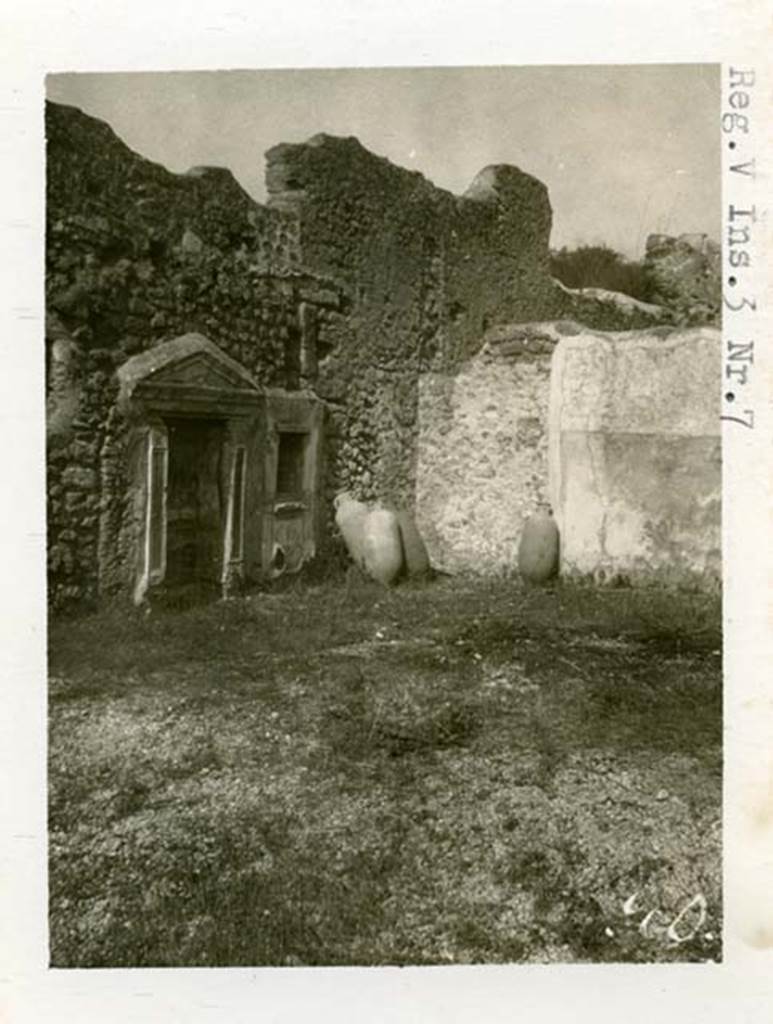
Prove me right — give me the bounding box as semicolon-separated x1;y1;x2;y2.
334;492;429;586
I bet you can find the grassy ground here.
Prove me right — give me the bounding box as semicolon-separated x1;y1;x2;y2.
48;573;722;966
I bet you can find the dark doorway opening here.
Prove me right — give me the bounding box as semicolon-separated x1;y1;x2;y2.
164;417;226;592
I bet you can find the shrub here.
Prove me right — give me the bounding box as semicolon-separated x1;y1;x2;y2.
550;245;657;303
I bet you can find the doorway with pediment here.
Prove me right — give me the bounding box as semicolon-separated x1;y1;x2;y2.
114;333;263;604
107;332;325;606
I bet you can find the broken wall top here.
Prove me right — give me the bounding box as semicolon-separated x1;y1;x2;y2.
46;100;666;377
46;101;296;267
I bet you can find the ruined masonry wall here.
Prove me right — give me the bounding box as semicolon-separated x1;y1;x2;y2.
265;137;661;509
46;102;346;608
645;234;721;326
46;102;669;609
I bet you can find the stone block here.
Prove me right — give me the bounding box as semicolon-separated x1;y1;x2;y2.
63;465;97;490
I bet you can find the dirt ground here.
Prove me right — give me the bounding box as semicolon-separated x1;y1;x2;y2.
48;574;722;966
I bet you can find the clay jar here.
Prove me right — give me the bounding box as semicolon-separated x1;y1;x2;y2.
334;491;370;569
362;507;403;586
518;504;559;583
396;508;430;577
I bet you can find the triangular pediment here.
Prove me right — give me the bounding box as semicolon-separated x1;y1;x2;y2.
147;351;252;390
118;333;261;402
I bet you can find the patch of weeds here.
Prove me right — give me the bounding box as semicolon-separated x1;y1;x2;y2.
376;698;483;757
111;778;152;818
529;580;721;651
49;726;223;834
552;891;609;959
578;666;721;754
496;841;612;960
530;711;565;790
166;729;222;780
295;543;351;586
50;806;396;967
588;677;657;721
632;591;721;655
497;831;721;963
451;617;532;664
48;765;107;831
498;936;529;962
149;582;222;613
498;848;553;890
49;574;721;966
452;917;498;960
321;671;485;762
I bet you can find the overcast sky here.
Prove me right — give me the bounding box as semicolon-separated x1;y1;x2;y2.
47;64;719;259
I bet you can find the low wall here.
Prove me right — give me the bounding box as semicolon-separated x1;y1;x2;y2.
548;326;721;587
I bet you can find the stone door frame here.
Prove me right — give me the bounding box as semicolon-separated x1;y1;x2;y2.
116;334;263;603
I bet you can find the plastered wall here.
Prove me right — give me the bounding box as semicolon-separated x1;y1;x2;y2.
415;322;721;590
548;326;721;587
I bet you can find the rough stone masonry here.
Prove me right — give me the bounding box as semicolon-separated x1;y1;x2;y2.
45;101;716;609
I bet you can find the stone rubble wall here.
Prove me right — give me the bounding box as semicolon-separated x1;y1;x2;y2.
45;102;343;609
415;323;566;575
265;135;663;510
45;101;681;609
644;233;721;326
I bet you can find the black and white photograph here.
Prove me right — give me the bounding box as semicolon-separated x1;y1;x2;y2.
45;64;722;966
2;1;772;1021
